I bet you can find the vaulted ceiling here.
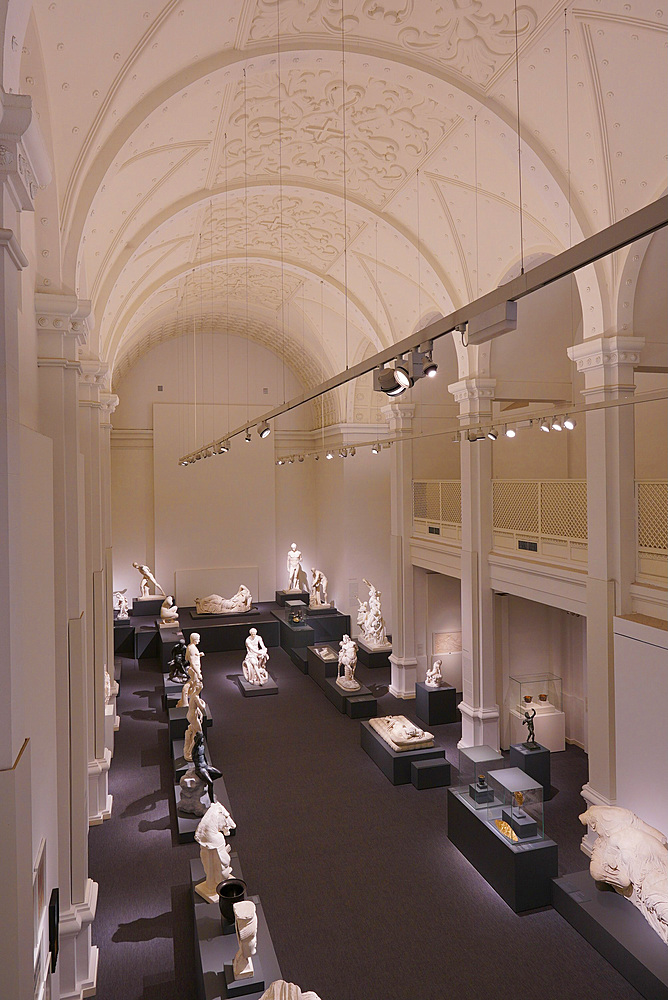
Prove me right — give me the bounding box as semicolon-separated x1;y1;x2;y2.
22;0;667;392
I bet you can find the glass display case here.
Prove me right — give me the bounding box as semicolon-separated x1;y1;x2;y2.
486;767;544;842
457;745;505;808
287;604;307;625
508;673;562;715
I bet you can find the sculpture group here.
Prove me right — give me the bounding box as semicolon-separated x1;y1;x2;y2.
580;805;668;945
357;579;388;649
336;635;359;691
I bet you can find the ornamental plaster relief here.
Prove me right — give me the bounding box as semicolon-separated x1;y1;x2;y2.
246;0;537;87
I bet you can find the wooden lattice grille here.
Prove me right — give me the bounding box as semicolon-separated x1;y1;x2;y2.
492;481;540;533
637;482;668;551
540;481;588;539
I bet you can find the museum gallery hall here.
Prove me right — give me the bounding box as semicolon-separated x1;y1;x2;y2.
0;1;666;999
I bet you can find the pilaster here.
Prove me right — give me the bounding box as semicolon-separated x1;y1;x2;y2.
100;390;119;744
381;402;417;698
448;378;500;750
36;293;99;999
567;336;644;840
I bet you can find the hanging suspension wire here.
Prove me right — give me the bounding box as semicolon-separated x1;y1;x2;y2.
513;0;525;275
341;0;350;370
243;67;250;430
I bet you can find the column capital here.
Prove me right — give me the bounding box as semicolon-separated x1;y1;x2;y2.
36;292;92;361
447;377;496;424
100;391;119;418
381;401;415;432
567;335;644;400
0;91;38;211
79;359;109;406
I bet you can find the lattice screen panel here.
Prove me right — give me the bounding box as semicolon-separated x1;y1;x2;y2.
541;481;588;540
638;482;668;550
441;482;462;524
493;481;539;533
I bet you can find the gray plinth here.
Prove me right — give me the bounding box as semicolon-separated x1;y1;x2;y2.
275;590;309;607
502;806;538;840
289;647;309;673
236;675;278;698
411;758;451;789
552;869;668;1000
163;675;186;710
509;742;551;793
132;597;164;617
360;721;445;785
346;694;378;720
323;676;372;714
356;638;392;668
306;645;339;690
415;681;458;725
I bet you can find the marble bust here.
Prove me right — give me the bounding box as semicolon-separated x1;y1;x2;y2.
286;542;302;591
425;659;442;687
132;561;165;598
336;634;360;691
195;585;252;615
232;900;258;980
242;628;270;686
194;801;237;902
580;805;668;944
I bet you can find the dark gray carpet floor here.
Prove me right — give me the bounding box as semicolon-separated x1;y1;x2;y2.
89;645;643;1000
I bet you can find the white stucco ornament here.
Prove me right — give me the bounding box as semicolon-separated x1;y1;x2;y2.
580;805;668;944
195;585;252;614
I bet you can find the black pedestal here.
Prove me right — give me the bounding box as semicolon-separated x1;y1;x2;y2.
346;694;378;720
288;647;309;673
509;742;551;793
236;675;278;698
502;806;538;840
323;677;372;714
275;590;309;607
411;758;451;789
132;597;164;617
552;869;668;1000
357;640;392;668
113;622;134;657
360;721;445;785
274;611;315;652
415;681;458;725
163;675;186;710
447;788;558;911
306;646;339;690
304;604;339;616
134;626;159;659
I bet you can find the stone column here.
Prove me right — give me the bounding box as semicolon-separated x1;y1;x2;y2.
37;293;98;999
0;89;36;1000
79;358;113;822
448;378;500;750
381;402;417;698
101;389;120;738
567;336;643;849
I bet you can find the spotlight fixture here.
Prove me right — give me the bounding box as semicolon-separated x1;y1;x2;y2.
421;341;438;378
244;429;252;443
505;426;516;438
326;450;333;460
276;458;284;466
195;452;202;460
349;446;356;457
423;357;438;378
180;460;189;467
551;416;563;431
371;442;381;454
487;428;498;441
298;455;305;463
467;429;485;442
393;361;412;389
218;440;230;454
373;365;407;396
339;447;348;458
540;419;551;433
564;416;577;430
257;420;271;439
288;456;294;464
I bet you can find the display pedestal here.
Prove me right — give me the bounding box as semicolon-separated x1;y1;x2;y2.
510;707;565;752
157;608;280;668
411;758;451;789
324;676;372;714
134;625;159;660
357;637;392;668
275;590;309;607
113;621;134;657
509;742;551;793
288;647;309;673
552;870;668;1000
163;675;186;710
360;721;445;785
305;604;339;616
131;596;164;617
415;681;458;725
236;675;278;698
346;694;378;720
191;860;282;1000
190;607;260;621
168;705;213;741
306;645;339;689
447;788;558;911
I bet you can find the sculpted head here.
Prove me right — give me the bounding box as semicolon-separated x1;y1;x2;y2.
249;628;257;638
190;632;201;644
290;542;297;552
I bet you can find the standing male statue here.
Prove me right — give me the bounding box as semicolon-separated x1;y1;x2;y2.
286;542;302;591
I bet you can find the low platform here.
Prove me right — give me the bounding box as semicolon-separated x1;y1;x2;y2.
360;721;445;785
306;645;339;690
346;694;378;720
509;742;551;794
275;590;309;607
411;758;451;790
552;869;668;1000
113;621;134;657
174;775;235;843
191;863;281;1000
357;638;392;669
134;625;159;660
131;597;164;617
289;647;309;673
323;676;372;715
163;675;186;710
168;705;213;741
273;607;351;648
447;787;558;912
305;604;339;616
415;681;458;726
190;606;261;621
235;674;279;698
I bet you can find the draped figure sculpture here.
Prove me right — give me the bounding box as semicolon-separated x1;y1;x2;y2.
195;585;252;615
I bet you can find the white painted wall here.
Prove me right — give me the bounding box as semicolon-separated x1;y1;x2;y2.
614;617;668;835
426;572;462;689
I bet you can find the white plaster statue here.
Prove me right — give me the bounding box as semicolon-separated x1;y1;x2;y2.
195;585;252;615
309;567;328;608
369;715;434;752
242;628;270;686
425;659;442;688
232;899;258;980
183;691;205;761
259;984;322;1000
132;561;165;598
104;669;119;705
159;594;179;625
177;634;205;709
194;801;237;902
177;769;208;818
359;579;388;648
336;635;360;691
580;806;668;944
356;599;368;632
286;542;302;591
113;589;129;618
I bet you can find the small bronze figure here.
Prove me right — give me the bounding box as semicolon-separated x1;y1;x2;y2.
192;731;222;805
168;637;188;682
522;708;538;748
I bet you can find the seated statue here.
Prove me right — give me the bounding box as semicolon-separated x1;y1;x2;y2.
195;585;252;615
580;806;668;944
191;730;222;805
425;659;442;688
160;594;179;625
242;628;269;686
369;715;434;752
